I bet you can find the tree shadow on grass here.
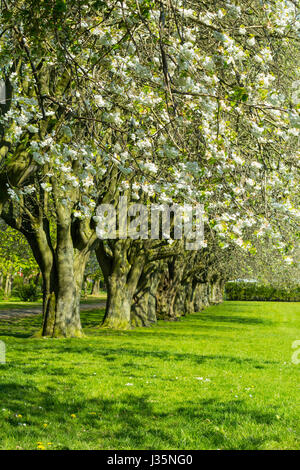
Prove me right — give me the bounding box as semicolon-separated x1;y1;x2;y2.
81;309;105;329
55;344;276;369
0;316;42;339
175;397;279;449
0;330;34;339
0;383;281;449
0;307;271;341
196;314;274;326
0;383;174;446
153;322;243;333
0;309;106;339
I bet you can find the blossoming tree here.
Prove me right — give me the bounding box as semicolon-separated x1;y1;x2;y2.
0;0;299;335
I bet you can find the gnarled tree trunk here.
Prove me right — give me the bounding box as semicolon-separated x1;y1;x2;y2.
2;202;95;338
131;261;162;327
96;239;145;329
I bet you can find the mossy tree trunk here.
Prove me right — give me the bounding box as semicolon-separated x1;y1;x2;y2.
183;279;197;316
2;200;96;338
96;239;145;329
27;226;91;337
213;278;225;304
193;283;207;312
156;256;186;321
131;261;162;327
156;249;199;320
208;273;224;305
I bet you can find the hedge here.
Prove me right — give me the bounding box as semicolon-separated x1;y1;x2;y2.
225;281;300;302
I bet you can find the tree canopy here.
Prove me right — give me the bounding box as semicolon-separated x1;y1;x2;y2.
0;0;299;336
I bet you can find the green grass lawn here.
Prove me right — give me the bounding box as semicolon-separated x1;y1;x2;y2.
0;299;43;310
0;293;107;311
0;301;299;450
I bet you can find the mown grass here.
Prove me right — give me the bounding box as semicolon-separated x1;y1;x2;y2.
0;301;299;450
0;293;107;311
0;299;42;310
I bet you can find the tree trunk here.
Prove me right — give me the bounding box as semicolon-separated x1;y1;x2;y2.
214;279;225;304
183;280;196;316
40;249;89;338
173;286;185;317
156;279;179;320
23;219;91;337
4;266;12;300
208;273;223;305
41;262;57;337
1;192;96;338
96;240;145;329
131;261;161;327
91;278;100;296
104;274;133;329
156;257;186;321
193;283;206;312
48;218;89;337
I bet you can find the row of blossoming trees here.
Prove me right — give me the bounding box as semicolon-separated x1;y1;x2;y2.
0;0;299;337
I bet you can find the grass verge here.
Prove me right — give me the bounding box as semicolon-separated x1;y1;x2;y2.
0;301;299;450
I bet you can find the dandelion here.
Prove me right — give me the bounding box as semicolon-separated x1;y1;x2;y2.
71;414;76;419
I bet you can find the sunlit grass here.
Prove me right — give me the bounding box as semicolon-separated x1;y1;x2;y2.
0;299;42;310
0;294;107;311
81;292;108;303
0;301;299;450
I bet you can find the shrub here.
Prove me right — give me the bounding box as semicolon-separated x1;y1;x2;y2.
16;281;40;302
225;282;300;302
